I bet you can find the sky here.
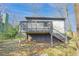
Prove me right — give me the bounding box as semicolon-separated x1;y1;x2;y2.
0;3;76;32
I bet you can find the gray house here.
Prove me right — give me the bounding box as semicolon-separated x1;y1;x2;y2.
19;17;67;45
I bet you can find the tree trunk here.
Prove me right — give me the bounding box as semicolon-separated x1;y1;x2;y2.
74;4;79;34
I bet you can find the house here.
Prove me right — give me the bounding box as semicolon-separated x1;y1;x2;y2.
19;16;68;45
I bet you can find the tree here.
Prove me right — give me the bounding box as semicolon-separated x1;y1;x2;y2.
74;4;79;34
0;23;18;40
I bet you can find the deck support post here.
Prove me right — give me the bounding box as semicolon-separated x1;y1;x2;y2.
64;35;68;47
50;21;53;47
50;33;53;47
65;35;68;43
26;33;28;40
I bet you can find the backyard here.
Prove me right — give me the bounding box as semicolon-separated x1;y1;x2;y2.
0;32;79;56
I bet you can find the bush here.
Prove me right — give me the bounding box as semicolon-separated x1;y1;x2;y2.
0;25;18;40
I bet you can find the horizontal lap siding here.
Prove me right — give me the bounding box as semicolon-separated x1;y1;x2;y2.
53;20;65;33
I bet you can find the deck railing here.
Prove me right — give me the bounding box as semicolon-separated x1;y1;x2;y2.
19;21;52;33
26;28;51;32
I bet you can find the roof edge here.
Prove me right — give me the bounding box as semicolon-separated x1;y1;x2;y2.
25;16;65;20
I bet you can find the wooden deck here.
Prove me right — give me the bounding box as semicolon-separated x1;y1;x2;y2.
19;20;67;44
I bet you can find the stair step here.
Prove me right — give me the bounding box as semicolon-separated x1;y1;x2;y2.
53;33;66;42
54;34;65;42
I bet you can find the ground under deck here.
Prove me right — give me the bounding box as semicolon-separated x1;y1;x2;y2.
26;32;63;44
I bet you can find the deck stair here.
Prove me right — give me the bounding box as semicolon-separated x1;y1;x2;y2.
49;28;66;42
